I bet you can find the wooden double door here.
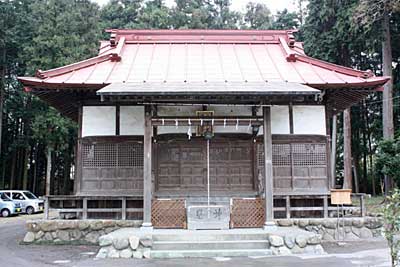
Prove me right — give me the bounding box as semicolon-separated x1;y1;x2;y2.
155;138;255;193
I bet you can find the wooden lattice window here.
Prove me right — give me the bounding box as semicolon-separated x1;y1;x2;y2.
257;143;326;168
292;143;326;166
230;198;265;228
257;143;291;168
82;142;143;168
151;199;186;229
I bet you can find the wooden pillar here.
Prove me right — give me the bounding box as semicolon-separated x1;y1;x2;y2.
343;109;352;190
263;106;275;227
330;114;337;188
142;105;153;229
45;146;52;196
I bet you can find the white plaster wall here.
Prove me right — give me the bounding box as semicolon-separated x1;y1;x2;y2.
293;105;326;135
209;105;252;133
120;106;144;135
157;106;199;134
82;106;116;137
257;105;290;135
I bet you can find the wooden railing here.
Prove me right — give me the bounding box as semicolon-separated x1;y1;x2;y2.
273;193;367;219
44;195;143;220
44;193;366;222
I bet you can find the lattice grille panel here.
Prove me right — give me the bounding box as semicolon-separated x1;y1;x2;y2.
257;143;326;168
258;144;291;167
292;143;326;166
151;199;186;229
230;198;265;228
82;142;143;168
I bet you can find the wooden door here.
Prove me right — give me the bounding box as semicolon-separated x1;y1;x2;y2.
156;138;254;193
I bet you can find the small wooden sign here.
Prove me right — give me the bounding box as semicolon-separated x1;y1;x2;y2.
330;189;352;205
196;110;214;136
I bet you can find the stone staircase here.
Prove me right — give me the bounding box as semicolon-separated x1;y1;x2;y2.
96;227;325;259
150;231;272;258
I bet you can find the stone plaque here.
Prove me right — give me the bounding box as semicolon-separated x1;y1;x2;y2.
187;205;230;230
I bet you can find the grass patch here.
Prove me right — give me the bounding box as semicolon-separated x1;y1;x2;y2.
20;240;98;246
352;195;385;215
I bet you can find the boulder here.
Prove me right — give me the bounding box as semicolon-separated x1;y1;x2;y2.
290;245;304;254
26;221;40;232
58;220;77;230
113;237;129;250
70;229;82;240
307;234;322;245
108;247;120;258
352;227;361;237
90;221;104;231
44;232;53;241
129;236;140;250
40;221;58;232
57;230;70;242
277;219;293;227
96;247;110;259
309;219;322;226
23;232;35;243
133;250;143;259
365;218;383;229
140;236;153;248
298;220;309;228
142;248;151;259
295;235;308;248
35;231;45;240
85;231;100;244
78;221;90;231
269;235;284;247
120;248;133;258
284;235;295;249
99;235;113;247
322;232;335;242
271;246;291;256
359;228;373;239
345;231;359;241
352;218;364;228
322;220;337;229
314;245;325;254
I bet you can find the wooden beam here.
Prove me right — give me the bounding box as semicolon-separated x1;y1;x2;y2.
263;106;275;227
142;105;153;228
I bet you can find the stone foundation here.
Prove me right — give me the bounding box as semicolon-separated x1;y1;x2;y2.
23;220;142;244
95;227;325;258
276;217;383;241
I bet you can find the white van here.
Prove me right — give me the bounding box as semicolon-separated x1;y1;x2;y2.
1;191;44;215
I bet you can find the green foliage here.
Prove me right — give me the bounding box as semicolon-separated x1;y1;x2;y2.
271;9;299;30
243;2;271;29
376;137;400;187
383;189;400;267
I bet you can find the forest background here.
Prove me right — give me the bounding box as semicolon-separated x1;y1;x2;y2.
0;0;399;196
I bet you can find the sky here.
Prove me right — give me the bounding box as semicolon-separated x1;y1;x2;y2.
92;0;297;14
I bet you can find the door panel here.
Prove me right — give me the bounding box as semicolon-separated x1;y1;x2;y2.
156;138;254;192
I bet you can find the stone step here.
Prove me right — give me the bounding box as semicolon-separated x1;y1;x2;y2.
153;240;270;250
153;233;269;242
150;248;272;258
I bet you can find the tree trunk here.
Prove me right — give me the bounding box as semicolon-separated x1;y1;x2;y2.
45;146;52;196
382;11;394;195
343;108;352;190
0;47;5;160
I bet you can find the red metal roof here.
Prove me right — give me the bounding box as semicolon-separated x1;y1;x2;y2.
19;29;389;90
